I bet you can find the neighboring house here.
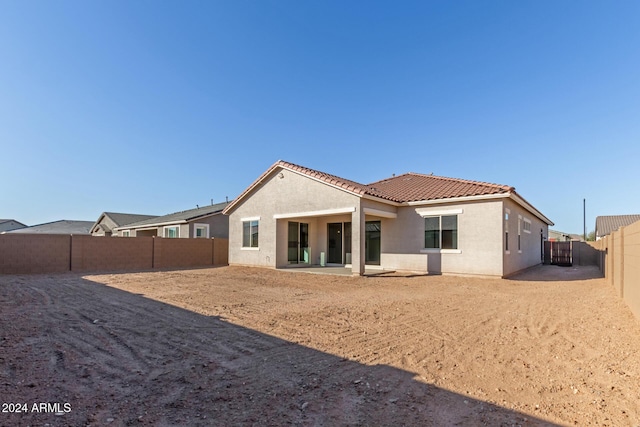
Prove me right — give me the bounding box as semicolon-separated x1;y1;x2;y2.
223;160;553;277
114;202;231;238
7;220;93;235
0;219;27;233
595;214;640;240
549;230;583;242
90;212;159;237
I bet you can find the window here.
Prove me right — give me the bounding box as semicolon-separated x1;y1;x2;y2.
518;216;522;252
424;215;458;249
505;209;510;253
523;218;531;233
122;230;130;237
242;220;259;248
194;224;209;238
164;226;180;238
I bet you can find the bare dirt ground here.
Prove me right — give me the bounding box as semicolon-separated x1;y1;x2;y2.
1;265;640;426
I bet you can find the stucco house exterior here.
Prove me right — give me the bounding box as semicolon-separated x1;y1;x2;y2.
90;212;159;237
222;160;553;277
114;202;231;239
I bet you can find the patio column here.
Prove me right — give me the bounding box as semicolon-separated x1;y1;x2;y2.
351;206;366;276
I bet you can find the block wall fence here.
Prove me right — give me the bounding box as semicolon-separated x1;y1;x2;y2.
0;235;228;274
591;220;640;321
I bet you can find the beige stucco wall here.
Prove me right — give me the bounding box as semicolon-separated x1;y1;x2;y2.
379;200;504;276
502;198;549;277
228;167;361;268
227;166;550;277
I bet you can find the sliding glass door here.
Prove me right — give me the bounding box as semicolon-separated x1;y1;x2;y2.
288;222;309;264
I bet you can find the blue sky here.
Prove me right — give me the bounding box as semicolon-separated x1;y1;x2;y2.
1;1;639;234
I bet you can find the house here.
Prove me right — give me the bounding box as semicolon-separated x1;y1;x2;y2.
7;220;94;235
0;219;27;233
222;160;553;277
549;230;583;242
114;202;231;238
595;214;640;240
90;212;159;237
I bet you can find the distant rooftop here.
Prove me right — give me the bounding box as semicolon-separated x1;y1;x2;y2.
7;220;94;235
595;215;640;239
117;202;231;230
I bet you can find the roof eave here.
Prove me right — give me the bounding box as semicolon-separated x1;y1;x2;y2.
406;193;510;206
222;161;369;215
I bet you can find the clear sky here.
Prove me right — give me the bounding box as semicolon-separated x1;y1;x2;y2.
1;1;639;234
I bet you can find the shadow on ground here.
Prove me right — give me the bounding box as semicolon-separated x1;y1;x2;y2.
507;264;603;282
1;274;560;426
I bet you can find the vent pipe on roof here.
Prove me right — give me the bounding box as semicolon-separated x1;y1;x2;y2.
226;196;228;203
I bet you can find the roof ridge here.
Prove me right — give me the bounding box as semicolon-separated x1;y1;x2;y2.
368;172;512;191
405;172;513;190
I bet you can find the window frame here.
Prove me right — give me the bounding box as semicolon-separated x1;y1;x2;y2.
419;213;461;254
241;217;260;249
505;209;510;254
163;225;180;238
122;230;131;237
194;223;210;239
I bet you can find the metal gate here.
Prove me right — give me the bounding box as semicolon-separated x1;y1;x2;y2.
544;241;572;266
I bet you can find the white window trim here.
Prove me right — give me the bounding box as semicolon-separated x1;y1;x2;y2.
416;207;463;217
505;208;510;254
194;223;210;238
420;248;462;254
242;218;259;249
422;214;460;251
518;215;522;253
122;230;131;237
523;217;532;234
163;225;180;238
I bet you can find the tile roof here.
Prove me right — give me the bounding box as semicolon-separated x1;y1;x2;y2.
595;214;640;238
224;160;552;224
121;202;230;229
278;160;512;203
367;172;513;203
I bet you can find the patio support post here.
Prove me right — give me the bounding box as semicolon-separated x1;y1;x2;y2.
351;206;366;276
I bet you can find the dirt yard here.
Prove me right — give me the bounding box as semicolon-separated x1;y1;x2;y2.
1;265;639;426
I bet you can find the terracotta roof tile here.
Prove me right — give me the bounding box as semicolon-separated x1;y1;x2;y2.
277;161;512;203
367;172;513;202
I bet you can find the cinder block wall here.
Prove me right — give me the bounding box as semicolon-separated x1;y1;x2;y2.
0;235;229;274
72;235;154;272
0;234;70;274
623;222;640;319
154;238;214;269
594;220;640;321
213;238;229;266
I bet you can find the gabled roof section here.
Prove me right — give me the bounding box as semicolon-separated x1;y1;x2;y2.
105;212;158;227
222;160;552;225
595;214;640;238
91;212;159;233
224;160;516;214
118;202;230;230
366;172;513;203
